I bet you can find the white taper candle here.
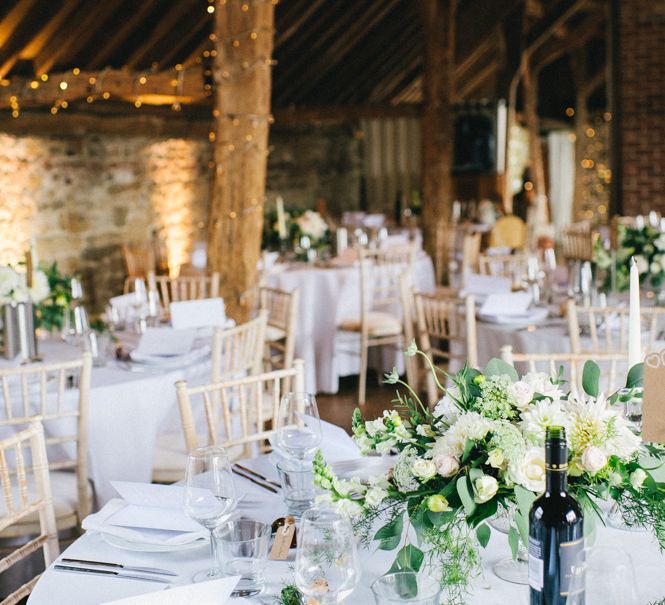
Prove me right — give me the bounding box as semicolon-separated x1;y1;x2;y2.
628;256;642;368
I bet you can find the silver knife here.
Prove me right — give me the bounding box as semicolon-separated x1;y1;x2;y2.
233;463;281;488
54;564;172;584
60;558;177;577
231;467;278;493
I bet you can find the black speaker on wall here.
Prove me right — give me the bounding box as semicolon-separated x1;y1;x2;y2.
452;100;506;175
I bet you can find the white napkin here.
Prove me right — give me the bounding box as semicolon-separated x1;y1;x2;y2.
480;292;532;317
463;273;512;296
82;482;208;546
170;298;227;329
102;576;241;604
108;293;137;317
133;328;196;357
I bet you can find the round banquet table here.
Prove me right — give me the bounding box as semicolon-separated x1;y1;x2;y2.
266;253;436;394
27;454;665;605
0;338;211;505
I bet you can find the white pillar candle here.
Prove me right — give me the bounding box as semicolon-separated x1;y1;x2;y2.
276;196;287;240
628;256;642;368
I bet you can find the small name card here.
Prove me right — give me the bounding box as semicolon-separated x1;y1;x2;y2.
642;349;665;443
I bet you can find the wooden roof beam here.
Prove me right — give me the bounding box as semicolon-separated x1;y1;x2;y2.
0;0;39;47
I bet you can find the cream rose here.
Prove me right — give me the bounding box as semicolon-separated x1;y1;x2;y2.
486;448;506;469
473;475;499;503
510;447;546;493
412;459;437;481
509;381;535;410
433;453;460;478
580;446;608;475
630;468;647;490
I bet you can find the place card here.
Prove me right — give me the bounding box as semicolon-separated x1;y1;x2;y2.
642;349;665;443
102;576;240;604
269;516;296;561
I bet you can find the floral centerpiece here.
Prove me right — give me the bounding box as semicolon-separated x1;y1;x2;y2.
0;265;50;305
262;207;330;252
595;224;665;291
313;345;665;604
34;263;74;332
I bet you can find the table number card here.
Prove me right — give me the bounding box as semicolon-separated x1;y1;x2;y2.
642;349;665;443
269;517;296;561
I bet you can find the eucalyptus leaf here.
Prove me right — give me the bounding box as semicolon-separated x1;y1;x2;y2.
582;361;601;397
514;485;537;518
476;523;491;548
626;362;644;389
514;510;529;547
484;358;519;381
374;512;404;551
388;545;425;573
457;476;477;516
508;526;520;560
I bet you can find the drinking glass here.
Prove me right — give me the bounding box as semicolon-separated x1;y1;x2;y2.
295;507;361;604
568;547;638;605
276;459;318;516
213;519;271;597
276;393;321;466
131;278;147;332
184;446;237;583
371;572;442;604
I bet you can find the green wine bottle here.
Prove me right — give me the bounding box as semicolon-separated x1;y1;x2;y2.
528;426;584;605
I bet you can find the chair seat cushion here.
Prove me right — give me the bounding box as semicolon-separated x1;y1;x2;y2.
339;312;402;337
0;471;89;537
265;325;287;342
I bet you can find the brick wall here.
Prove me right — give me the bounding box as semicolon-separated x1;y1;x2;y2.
617;0;665;215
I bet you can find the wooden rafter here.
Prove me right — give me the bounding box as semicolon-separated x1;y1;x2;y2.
0;0;39;48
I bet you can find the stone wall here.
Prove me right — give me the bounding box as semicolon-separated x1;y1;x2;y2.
0;121;361;309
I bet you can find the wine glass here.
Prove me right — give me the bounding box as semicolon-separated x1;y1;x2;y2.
184;446;237;583
568;547;638;605
131;278;147;332
276;393;321;467
295;507;361;604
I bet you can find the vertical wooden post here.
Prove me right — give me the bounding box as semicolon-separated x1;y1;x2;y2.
420;0;456;276
207;0;275;321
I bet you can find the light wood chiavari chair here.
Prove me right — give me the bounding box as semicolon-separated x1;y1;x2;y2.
147;271;220;308
259;286;300;373
500;345;625;397
413;290;477;408
478;252;528;280
0;422;59;605
561;221;597;262
0;354;92;537
175;360;305;460
338;246;416;405
567;299;665;356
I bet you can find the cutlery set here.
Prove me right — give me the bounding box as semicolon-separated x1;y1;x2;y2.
54;558;176;584
231;463;281;493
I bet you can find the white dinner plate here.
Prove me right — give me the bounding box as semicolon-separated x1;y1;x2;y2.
100;532;208;553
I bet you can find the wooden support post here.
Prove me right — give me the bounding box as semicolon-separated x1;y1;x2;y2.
207;0;275;322
420;0;456;278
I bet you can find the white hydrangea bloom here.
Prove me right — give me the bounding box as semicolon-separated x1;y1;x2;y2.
433;390;462;425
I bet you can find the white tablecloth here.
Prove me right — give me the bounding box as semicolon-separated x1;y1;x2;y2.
266;254;436;393
27;455;665;605
0;339;210;505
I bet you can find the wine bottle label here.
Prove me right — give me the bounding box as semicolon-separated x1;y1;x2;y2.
527;536;544;591
559;537;584;596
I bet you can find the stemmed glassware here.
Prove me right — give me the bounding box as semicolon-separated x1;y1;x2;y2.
568;547;638;605
295;507;361;604
184;446;237;583
131;278;148;333
276;392;322;467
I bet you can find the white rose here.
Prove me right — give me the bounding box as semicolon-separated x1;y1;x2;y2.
433;392;461;424
473;475;499;503
509;381;535;410
510;447;546;493
29;270;50;304
412;459;437;481
580;446;607;475
0;266;19;298
11;285;30;303
486;449;506;469
630;468;647;490
364;487;388;507
655;234;665;251
523;372;563;400
634;255;648;274
433;454;460;477
365;418;385;437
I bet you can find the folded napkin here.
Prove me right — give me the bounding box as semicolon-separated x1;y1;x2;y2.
463;273;512;296
102;576;240;604
82;482;208;546
130;345;210;366
480;292;532;317
170;297;227;329
133;328;197;357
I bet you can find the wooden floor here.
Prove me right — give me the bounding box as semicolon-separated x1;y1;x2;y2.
316;370;402;433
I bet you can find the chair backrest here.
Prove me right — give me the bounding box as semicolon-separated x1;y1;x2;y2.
122;245;154;279
567;299;665;355
461;232;482;274
147;271;220;308
175;359;305;457
489;215;526;249
413;290;477;407
0;422;59;605
433;221;457;284
358;245;415;325
478;252;527;280
561;221;596;262
500;345;625;397
211;311;268;383
0;354;92;523
259;287;300;372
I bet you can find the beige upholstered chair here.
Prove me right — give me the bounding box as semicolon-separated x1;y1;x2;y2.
152;313;268;483
0;422;59;605
561;221;597;262
413;290;477;408
567;300;665;356
500;345;625;396
175;359;305;460
147;271;220;308
0;354;92;537
259;287;300;373
122;245;155;294
488;215;526;249
338;246;416;405
478;252;527;280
